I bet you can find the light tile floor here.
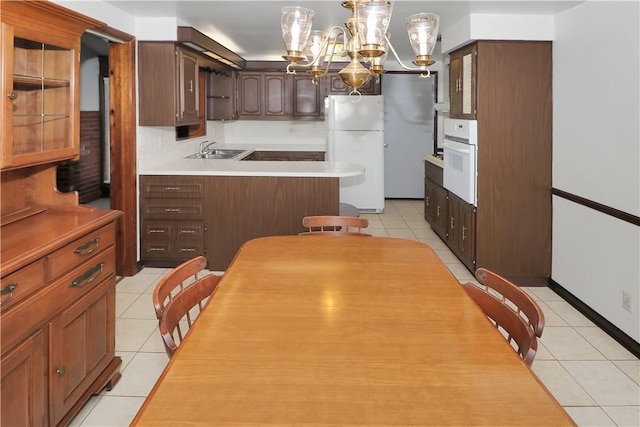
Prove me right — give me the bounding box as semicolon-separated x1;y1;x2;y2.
71;199;640;427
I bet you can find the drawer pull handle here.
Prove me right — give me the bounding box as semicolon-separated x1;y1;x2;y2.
149;229;166;234
74;237;101;256
179;248;196;252
70;262;105;288
0;284;17;306
149;248;167;252
179;230;196;235
56;367;66;376
164;187;181;191
164;208;181;213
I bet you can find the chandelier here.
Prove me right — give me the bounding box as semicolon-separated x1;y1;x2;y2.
281;0;439;96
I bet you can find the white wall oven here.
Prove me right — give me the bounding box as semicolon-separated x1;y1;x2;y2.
442;118;478;206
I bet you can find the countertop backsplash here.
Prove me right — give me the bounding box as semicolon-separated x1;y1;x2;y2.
138;120;328;171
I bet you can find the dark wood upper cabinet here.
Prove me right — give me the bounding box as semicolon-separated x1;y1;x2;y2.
138;42;201;126
237;71;322;120
207;71;236;121
449;44;477;119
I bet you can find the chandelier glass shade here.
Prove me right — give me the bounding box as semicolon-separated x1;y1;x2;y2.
281;1;440;95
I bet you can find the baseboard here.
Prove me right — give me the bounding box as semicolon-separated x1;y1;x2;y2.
548;278;640;358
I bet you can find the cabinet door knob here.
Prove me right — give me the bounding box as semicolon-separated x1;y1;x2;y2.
56;367;66;376
7;92;18;101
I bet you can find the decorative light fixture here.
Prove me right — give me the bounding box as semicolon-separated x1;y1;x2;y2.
281;1;439;96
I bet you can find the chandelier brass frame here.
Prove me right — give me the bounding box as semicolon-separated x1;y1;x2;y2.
281;1;439;95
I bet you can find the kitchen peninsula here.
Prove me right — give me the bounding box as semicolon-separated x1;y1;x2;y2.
139;147;364;270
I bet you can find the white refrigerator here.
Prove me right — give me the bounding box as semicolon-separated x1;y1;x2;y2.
326;95;384;213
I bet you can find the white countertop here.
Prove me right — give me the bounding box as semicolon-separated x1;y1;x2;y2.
425;155;444;168
142;156;363;178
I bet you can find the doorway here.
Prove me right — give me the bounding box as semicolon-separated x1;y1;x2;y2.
81;28;139;277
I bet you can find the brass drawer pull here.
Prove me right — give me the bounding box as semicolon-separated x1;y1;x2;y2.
74;237;101;256
7;91;18;101
70;262;105;288
0;283;17;306
56;367;66;376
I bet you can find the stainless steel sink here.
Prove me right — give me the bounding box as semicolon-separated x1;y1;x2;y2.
185;149;247;160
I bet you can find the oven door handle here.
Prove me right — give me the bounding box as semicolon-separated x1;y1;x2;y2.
442;143;471;154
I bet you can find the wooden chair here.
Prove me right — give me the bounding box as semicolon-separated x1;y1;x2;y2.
152;256;220;357
300;216;371;236
461;270;543;367
474;268;545;338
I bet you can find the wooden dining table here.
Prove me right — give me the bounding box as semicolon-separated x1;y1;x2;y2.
131;236;574;426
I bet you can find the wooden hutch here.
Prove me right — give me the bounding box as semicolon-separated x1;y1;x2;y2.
1;2;122;425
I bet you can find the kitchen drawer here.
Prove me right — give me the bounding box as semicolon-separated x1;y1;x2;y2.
1;246;116;353
141;200;205;220
140;176;204;199
143;221;205;240
425;160;444;187
142;239;205;260
0;259;46;311
46;223;115;281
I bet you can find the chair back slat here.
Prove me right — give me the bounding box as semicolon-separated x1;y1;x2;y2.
462;283;538;366
152;256;209;320
474;268;545;338
153;256;221;358
300;216;371;235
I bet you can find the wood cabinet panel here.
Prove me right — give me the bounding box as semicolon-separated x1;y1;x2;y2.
206;176;339;270
1;2;102;170
449;44;476;119
237;71;322;120
207;71;236;121
1;246;115;352
0;330;47;427
138;42;201;126
446;41;551;283
264;73;287;117
177;47;199;124
292;74;322;118
49;282;115;426
140;176;206;264
237;73;262;117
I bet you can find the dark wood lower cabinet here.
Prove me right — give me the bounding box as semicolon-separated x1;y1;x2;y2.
140;174;338;270
447;192;476;272
424;160;476;272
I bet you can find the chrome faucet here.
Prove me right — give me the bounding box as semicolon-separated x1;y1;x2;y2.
199;140;217;154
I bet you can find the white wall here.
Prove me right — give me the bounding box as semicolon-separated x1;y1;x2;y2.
79;54;100;111
552;1;640;342
441;13;555;53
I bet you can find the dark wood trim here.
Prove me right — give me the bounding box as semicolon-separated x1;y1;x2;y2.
178;26;246;70
109;39;139;277
552;188;640;226
548;278;640;358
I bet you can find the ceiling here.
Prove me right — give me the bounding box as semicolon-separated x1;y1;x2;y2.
99;1;582;61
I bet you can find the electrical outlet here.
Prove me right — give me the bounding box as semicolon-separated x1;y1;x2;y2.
622;291;632;313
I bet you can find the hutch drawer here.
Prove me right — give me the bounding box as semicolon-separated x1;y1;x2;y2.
0;258;45;311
